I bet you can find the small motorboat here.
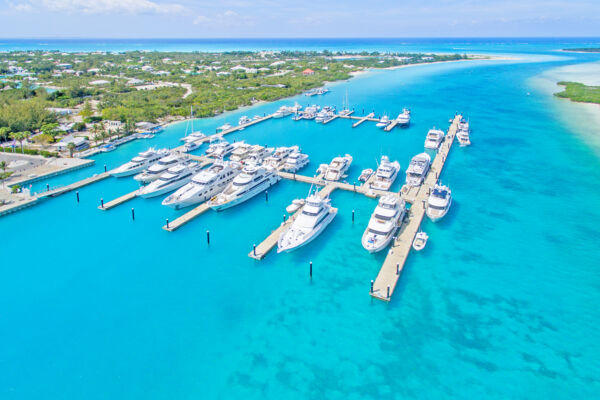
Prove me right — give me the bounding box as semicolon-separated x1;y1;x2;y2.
286;199;305;214
413;231;429;251
316;163;329;175
359;168;374;182
101;144;116;152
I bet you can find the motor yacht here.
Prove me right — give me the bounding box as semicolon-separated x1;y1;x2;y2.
426;182;452;222
181;131;206;143
217;123;233;131
405;153;431;187
282;152;310;172
245;145;273;164
111;148;169;177
162;161;240;209
134;153;183;183
457;129;471;147
272;105;293;118
323;154;353;181
229;142;252;162
424;128;445;150
361;195;406;253
359;168;374;182
239;116;251;125
205;140;234;158
370;156;400;191
183;140;203;153
376;115;390;128
207;165;281;210
397;108;411;127
138;162;202;198
277;191;337;253
263;146;300;169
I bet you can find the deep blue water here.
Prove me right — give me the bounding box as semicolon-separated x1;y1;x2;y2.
1;40;600;399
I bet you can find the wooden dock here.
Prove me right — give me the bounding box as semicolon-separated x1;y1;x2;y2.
162;203;211;232
99;189;139;210
38;172;111;199
384;117;400;132
349;112;375;128
370;115;462;302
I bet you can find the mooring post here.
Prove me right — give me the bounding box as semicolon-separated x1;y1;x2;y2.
352;209;355;223
100;198;104;208
76;191;79;203
265;191;268;202
253;244;256;257
370;280;374;293
206;230;210;245
46;184;49;192
104;164;107;173
166;218;169;229
131;208;135;221
387;285;390;298
310;261;313;278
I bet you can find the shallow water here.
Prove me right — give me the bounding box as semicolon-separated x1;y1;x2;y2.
1;42;600;399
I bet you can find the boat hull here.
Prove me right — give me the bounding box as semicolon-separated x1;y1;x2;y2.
209;175;280;211
361;227;398;253
111;165;147;178
277;208;337;253
139;179;192;199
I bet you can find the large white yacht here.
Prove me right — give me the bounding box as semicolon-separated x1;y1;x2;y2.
277;191;337;253
376;115;390;128
263;146;300;169
162;161;240;209
323;154;353;181
424;128;445;150
134;153;183;183
426;182;452;222
245;145;273;164
181;131;206;143
405;153;431;187
370;156;401;191
205;140;234;158
207;165;281;211
217;123;233;132
111;148;169;177
272;105;293;118
229;142;252;162
397;108;411;127
457;118;471;146
282;152;310;172
138;162;201;199
361;195;406;253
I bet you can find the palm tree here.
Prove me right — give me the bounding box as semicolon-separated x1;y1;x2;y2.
0;160;7;188
91;124;102;145
9;131;28;154
67;142;76;158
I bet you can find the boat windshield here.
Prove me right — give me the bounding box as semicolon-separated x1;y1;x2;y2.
374;213;393;221
368;228;389;236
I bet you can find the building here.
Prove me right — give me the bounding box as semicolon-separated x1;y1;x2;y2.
104;120;123;131
302;68;315;76
52;135;89;152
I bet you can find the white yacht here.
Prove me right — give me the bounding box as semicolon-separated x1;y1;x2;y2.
413;231;428;251
424;128;445;150
397;108;411;127
207;165;281;211
323;154;353;181
272;105;293;118
138;162;202;199
370;156;401;191
217;123;233;132
361;195;406;253
205;140;234;158
181;131;206;143
426;182;452;222
245;145;273;164
134;153;183;183
376;115;390;128
263;146;300;169
277;191;337;253
405;153;431;187
110;148;169;177
229;142;252;162
239;116;251;125
162;161;240;209
457;129;471;147
359;168;374;182
183;140;203;153
282;152;309;172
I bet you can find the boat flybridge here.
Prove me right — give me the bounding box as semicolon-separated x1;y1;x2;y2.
181;131;206;144
277;189;337;253
245;145;273;164
424;128;445;150
282;151;310;172
138;162;202;199
397;108;411;127
207;165;281;211
134;153;184;183
205;140;234;158
361;195;406;253
272;105;294;118
229;142;252;162
111;148;169;177
426;182;452;222
370;156;401;191
457;118;471;146
217;123;233;132
376;115;390;128
323;154;353;181
405;153;431;187
264;146;300;169
162;160;241;209
239;116;251;125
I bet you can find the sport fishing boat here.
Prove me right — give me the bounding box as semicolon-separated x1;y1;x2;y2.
426;182;452;222
238;116;251;125
324;154;353;181
376;115;390;128
413;231;428;251
263;146;300;169
424;128;445;150
162;161;240;209
138;162;201;199
370;156;400;191
397;108;411;127
457;129;471;147
361;195;406;253
277;190;337;253
207;165;281;211
282;152;309;172
229;142;252;162
111;148;169;177
205;140;234;158
405;153;431;187
134;153;183;184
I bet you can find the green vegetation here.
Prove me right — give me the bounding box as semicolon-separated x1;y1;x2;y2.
0;146;58;157
555;81;600;104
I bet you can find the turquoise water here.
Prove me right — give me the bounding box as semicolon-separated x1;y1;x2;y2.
2;43;600;399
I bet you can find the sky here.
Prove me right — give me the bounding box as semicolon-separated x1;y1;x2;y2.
0;0;599;38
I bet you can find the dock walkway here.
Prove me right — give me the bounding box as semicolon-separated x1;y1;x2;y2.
99;189;139;210
162;203;211;232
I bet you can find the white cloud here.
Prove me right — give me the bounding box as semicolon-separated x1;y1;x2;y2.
10;0;187;15
192;9;254;26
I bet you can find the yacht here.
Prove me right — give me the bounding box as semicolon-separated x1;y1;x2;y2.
458;118;470;133
424;128;445;150
252;115;262;121
277;191;337;253
282;152;310;172
323;154;353;181
359;168;374;182
245;145;273;164
205;140;234;158
426;182;452;222
229;142;252;162
162;161;240;209
370;156;401;191
263;146;300;169
111;148;169;177
413;231;428;251
101;143;116;152
292;113;303;121
405;153;431;187
207;165;281;211
239;116;251;125
272;105;293;118
217;123;233;132
376;115;390;128
181;131;206;143
397;108;411;127
457;129;471;147
183;140;203;152
138;162;202;198
361;195;406;253
134;154;183;183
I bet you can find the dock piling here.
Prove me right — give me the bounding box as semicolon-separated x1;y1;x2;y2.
131;208;135;221
46;184;49;192
104;165;107;172
310;261;313;278
387;285;390;299
352;209;355;223
396;263;399;275
166;218;169;229
253;244;256;257
100;198;104;208
371;280;374;293
206;230;210;245
265;191;268;202
76;191;79;203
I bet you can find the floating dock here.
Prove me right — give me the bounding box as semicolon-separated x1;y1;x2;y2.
370;115;461;302
162;203;211;232
99;189;139;210
347;112;375;128
384;118;400;132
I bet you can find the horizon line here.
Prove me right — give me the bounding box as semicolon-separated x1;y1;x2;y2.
1;36;599;40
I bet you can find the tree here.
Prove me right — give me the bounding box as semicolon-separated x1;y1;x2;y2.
67;142;76;158
0;127;10;142
91;124;103;145
40;123;60;140
80;101;93;118
0;161;8;188
9;132;28;154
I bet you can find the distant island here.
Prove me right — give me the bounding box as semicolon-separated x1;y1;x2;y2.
561;48;600;53
555;81;600;104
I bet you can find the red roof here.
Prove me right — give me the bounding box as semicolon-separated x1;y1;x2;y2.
302;68;315;74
